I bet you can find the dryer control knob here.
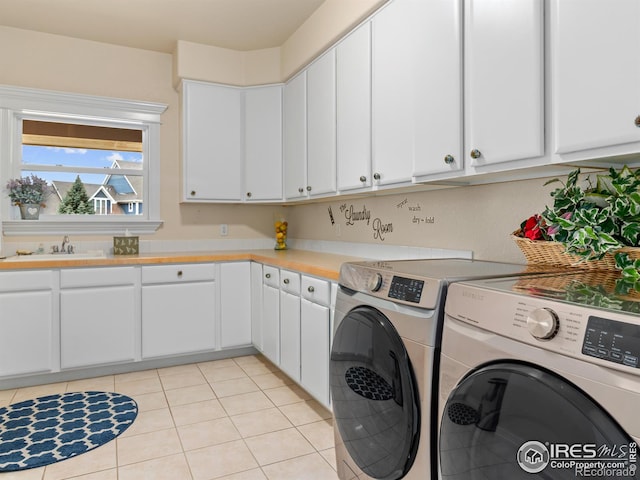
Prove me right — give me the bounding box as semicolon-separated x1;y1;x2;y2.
527;308;559;340
368;273;383;292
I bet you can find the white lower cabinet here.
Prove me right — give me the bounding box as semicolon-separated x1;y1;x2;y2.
219;262;252;348
250;262;264;351
60;267;138;369
141;263;216;358
279;270;301;382
300;276;331;408
0;270;55;377
261;266;280;365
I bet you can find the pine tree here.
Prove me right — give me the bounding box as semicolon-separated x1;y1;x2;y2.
58;176;96;214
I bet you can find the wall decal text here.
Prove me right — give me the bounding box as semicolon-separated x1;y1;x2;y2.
344;204;371;226
373;218;393;241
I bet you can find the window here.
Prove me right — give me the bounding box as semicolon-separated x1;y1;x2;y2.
0;85;166;235
22;120;144;217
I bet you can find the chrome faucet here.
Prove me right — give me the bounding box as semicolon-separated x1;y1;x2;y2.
61;235;70;253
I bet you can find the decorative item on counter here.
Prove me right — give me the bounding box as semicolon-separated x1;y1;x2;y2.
274;214;288;250
5;174;50;220
113;230;139;255
513;166;640;282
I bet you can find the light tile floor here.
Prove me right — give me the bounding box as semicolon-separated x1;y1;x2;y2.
0;355;339;480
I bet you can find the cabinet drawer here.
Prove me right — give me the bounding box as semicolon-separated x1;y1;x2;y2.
0;270;53;292
141;263;216;284
263;266;280;288
61;267;136;288
280;269;300;295
301;276;330;306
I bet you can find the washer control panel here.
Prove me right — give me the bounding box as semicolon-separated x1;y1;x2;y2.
582;316;640;368
388;276;425;304
446;280;640;375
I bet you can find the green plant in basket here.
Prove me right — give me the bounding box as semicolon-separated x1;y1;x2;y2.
543;167;640;260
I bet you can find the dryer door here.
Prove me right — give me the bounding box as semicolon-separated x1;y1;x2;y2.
440;362;638;479
330;306;420;480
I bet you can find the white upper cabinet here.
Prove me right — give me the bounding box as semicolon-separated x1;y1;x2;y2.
307;50;337;197
182;80;243;201
551;0;640;158
465;0;544;169
336;22;372;192
244;85;283;201
372;0;463;186
283;71;308;200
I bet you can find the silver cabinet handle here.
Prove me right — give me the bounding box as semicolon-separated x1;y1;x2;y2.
283;278;290;284
470;149;482;159
246;192;252;198
373;173;381;180
177;270;183;278
444;154;455;164
306;186;312;192
190;190;196;196
265;273;271;279
298;187;304;193
359;175;367;182
307;286;315;293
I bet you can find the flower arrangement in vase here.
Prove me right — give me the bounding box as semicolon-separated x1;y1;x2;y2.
5;174;50;219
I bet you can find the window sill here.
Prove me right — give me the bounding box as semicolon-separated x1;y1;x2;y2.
2;218;163;236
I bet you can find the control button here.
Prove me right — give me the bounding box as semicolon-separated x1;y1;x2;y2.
583;345;597;354
610;351;623;361
597;348;609;357
368;273;383;292
526;308;560;340
623;355;638;367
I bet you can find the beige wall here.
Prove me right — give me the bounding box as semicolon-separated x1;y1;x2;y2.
288;178;559;263
0;18;558;262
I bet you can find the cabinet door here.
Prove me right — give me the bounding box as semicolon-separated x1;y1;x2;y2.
262;283;280;365
300;298;330;407
244;86;283;201
280;290;301;382
0;290;53;377
372;0;463;185
307;49;337;197
337;22;372;192
220;262;252;348
142;281;216;358
61;285;137;368
283;71;308;200
250;262;264;351
465;0;544;166
182;80;242;201
552;0;640;155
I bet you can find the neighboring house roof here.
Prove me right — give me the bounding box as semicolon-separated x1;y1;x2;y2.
49;161;143;213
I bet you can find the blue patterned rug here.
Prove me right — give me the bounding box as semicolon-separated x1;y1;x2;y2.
0;391;137;472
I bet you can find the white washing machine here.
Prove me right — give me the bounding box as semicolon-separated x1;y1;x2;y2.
330;259;547;480
438;271;640;479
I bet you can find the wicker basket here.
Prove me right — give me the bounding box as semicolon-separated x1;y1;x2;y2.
512;231;640;271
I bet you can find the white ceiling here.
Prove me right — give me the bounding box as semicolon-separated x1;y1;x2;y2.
0;0;327;53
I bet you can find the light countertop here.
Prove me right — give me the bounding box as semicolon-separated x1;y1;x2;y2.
0;249;364;280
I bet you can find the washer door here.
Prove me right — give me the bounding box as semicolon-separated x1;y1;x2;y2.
330;306;420;480
440;362;638;479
